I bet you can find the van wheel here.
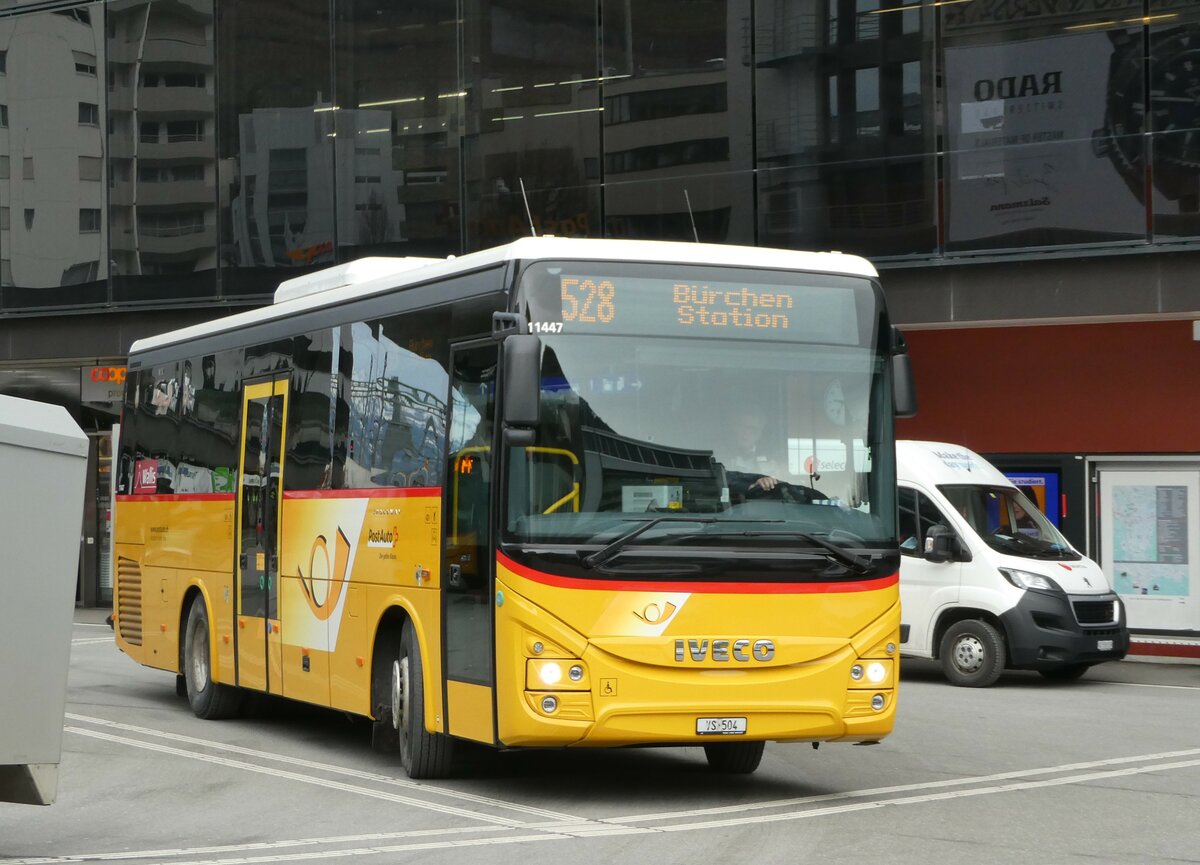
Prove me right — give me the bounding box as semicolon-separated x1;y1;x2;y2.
183;597;242;719
393;622;454;779
703;741;765;774
1039;663;1091;682
939;620;1005;687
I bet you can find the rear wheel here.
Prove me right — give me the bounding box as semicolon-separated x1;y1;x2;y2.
1039;663;1091;682
393;622;454;779
182;597;242;719
703;741;765;774
939;619;1006;687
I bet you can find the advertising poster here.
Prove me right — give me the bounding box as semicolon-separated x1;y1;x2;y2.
1005;471;1060;525
944;30;1147;248
1098;470;1200;632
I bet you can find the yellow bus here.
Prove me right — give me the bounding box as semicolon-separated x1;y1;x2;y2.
113;237;916;777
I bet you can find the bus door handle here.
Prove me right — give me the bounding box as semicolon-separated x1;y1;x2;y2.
240;553;248;570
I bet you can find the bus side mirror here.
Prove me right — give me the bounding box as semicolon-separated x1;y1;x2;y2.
502;334;541;446
891;326;917;418
925;524;970;563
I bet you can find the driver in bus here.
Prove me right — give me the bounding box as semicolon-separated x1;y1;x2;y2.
725;406;781;498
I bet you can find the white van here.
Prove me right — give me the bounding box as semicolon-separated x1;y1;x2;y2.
896;441;1129;687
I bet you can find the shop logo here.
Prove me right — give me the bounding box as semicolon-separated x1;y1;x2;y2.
973;71;1062;102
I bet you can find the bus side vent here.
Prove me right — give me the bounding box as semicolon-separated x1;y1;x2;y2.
116;557;144;646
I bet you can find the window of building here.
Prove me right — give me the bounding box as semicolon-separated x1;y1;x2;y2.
79;102;100;126
854;67;880;138
24;209;34;231
604;138;730;173
23;157;33;180
0;259;11;286
140;122;160;143
0;207;7;230
0;104;7;127
0;51;6;75
79;209;102;233
73;51;98;76
165;120;203;142
0;156;8;179
79;156;102;181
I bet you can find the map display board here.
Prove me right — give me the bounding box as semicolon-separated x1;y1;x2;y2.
1098;469;1199;632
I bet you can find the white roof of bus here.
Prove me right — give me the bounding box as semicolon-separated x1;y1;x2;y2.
129;237;878;355
895;441;1014;489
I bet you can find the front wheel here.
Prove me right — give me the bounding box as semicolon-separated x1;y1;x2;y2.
182;597;242;719
393;622;454;779
703;741;765;774
939;619;1006;687
1039;663;1092;682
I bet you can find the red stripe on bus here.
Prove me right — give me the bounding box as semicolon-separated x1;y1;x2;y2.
283;487;442;500
497;551;898;594
116;493;236;503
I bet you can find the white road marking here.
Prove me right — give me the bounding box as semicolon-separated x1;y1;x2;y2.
607;746;1200;823
8;745;1198;865
65;714;576;822
66;727;530;827
1086;680;1200;691
70;637;115;646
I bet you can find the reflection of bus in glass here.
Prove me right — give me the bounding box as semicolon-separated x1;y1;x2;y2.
113;237;915;777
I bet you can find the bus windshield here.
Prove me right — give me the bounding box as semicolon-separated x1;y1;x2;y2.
503;260;897;556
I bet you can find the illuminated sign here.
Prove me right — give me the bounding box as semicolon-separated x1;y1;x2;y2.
529;267;863;345
671;284;792;330
81;365;127;403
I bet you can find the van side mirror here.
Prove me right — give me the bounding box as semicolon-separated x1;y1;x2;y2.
891;326;917;418
502;334;541;445
925;524;970;563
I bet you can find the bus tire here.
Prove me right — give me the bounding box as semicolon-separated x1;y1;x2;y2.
703;741;765;774
394;622;453;779
183;597;242;719
1039;663;1091;682
939;619;1005;687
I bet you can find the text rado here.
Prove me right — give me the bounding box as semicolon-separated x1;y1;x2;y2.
675;638;776;662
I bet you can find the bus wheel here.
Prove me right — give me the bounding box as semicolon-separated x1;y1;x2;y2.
939;619;1005;687
1039;663;1091;682
183;597;242;719
703;741;765;774
392;623;453;779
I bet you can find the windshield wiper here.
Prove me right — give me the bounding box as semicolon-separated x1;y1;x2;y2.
708;529;874;575
580;516;780;569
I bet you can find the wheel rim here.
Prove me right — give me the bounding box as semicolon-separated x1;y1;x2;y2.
952;635;986;674
392;656;410;754
189;618;209;692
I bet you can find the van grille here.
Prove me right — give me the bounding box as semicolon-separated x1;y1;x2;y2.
116;557;144;646
1073;599;1117;626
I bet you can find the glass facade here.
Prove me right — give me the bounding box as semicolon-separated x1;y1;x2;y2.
0;0;1198;314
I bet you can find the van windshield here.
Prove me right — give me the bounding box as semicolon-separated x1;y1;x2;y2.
939;485;1080;561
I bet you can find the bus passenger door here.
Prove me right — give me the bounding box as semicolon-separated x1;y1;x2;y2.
237;379;288;694
442;343;498;744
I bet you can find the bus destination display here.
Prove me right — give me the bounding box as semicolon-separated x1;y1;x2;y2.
529;269;861;345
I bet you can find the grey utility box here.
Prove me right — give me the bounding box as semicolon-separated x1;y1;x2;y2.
0;395;89;805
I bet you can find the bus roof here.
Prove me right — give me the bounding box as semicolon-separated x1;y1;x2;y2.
129;237;878;355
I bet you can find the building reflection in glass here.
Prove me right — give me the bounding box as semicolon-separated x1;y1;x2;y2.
334;0;463;260
754;0;937;260
600;0;754;245
462;0;602;247
1;4;109;309
107;0;219;304
216;0;333;298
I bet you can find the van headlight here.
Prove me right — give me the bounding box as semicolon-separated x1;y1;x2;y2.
999;568;1062;593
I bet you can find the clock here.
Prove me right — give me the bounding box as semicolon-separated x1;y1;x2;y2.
823;379;846;426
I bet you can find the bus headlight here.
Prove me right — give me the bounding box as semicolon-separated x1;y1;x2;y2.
527;659;589;690
849;658;893;689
